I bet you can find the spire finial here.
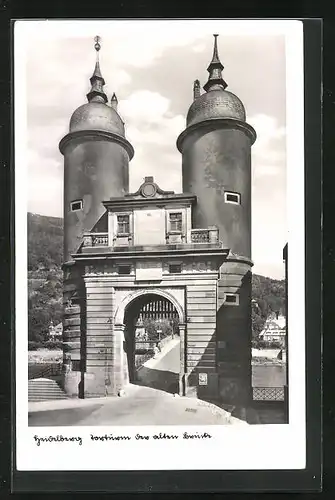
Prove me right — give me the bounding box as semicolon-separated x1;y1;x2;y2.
203;34;227;92
94;35;101;53
212;34;220;63
193;79;201;100
87;35;108;104
111;92;118;110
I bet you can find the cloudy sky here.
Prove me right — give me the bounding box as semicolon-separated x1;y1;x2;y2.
20;20;290;279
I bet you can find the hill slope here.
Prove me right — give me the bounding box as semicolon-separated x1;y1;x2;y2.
28;213;63;271
27;213;285;347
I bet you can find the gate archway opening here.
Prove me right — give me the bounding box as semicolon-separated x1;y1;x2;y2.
122;292;183;395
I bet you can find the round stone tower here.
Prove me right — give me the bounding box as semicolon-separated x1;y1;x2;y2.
59;36;134;265
59;37;134;396
177;35;257;409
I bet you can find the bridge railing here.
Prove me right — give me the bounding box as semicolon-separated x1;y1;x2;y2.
28;362;63;380
252;387;285;401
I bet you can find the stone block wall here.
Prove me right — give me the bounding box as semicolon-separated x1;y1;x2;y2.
185;279;218;400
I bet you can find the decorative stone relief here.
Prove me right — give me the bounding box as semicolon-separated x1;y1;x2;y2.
63;268;71;280
84;263;119;276
165;258;218;273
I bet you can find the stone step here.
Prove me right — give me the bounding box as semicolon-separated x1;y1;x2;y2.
28;379;68;402
29;395;67;401
28;391;66;396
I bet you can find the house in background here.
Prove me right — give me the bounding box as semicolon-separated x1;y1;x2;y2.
48;321;63;341
259;312;286;347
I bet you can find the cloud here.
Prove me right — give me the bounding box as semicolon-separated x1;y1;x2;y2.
248;114;287;278
119;90;184;193
193;43;206;53
250;114;286;156
250;114;286;182
119;91;170;123
111;31;205;68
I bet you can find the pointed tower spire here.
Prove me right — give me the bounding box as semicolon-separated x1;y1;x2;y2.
203;34;227;92
86;36;108;104
111;92;118;110
193;79;201;100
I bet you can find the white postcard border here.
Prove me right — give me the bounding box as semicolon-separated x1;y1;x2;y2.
15;19;305;471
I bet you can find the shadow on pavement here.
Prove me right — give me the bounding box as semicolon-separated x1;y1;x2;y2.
134;367;179;395
28;404;104;427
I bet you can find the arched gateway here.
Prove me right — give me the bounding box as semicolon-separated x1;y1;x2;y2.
115;288;185;325
114;289;185;395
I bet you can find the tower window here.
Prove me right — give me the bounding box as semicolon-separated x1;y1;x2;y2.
169;263;182;274
224;192;241;205
224;293;239;306
72;360;81;372
169;212;182;232
117;264;131;275
117;214;130;234
70;200;83;211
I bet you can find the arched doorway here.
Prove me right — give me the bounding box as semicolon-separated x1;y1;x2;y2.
119;291;185;395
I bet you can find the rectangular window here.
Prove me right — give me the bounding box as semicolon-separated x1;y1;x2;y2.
224;293;239;305
117;214;130;234
72;360;81;371
118;265;131;275
70;200;83;211
169;263;182;274
169;212;182;232
224;192;241;205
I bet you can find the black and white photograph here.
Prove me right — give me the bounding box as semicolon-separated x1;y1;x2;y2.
15;19;307;472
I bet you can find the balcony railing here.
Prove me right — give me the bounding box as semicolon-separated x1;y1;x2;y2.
81;226;220;250
83;232;108;247
191;227;219;244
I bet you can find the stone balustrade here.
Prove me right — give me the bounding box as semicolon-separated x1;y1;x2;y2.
82;232;108;247
191;226;219;244
81;226;220;249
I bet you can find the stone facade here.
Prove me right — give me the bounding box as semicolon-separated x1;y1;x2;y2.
61;192;229;399
59;35;256;408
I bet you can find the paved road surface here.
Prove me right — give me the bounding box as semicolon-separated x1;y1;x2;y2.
134;340;180;395
29;338;245;426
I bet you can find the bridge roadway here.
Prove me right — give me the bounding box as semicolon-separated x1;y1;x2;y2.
29;339;245;426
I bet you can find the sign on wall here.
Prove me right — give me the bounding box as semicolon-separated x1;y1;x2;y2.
133;209;166;246
135;261;163;281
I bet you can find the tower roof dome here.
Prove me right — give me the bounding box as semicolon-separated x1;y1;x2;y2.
70;102;125;136
68;36;125;137
187;89;246;126
186;34;246;127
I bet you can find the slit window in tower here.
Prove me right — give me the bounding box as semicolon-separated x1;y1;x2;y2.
169;263;182;274
72;360;81;372
117;264;131;275
224;192;241;205
224;293;239;306
169;212;182;232
117;214;130;235
70;200;83;211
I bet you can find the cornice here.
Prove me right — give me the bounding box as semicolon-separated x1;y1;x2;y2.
59;129;134;160
177;117;257;152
